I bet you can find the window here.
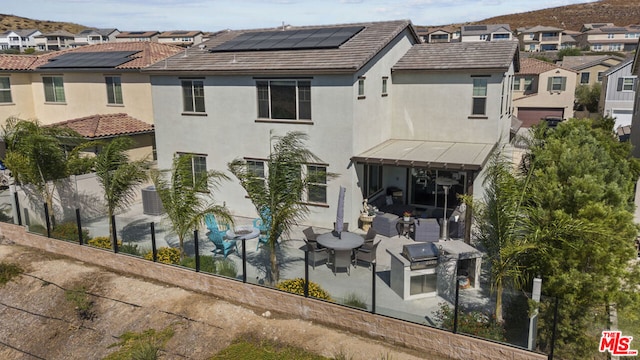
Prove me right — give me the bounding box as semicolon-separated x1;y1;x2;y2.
592;44;602;51
479;34;488;40
256;80;311;120
105;76;123;104
597;72;604;82
547;76;566;92
246;160;265;179
358;77;365;98
607;33;614;39
381;77;388;96
0;77;12;103
580;72;590;84
493;34;510;40
471;78;487;115
513;78;521;91
529;44;536;51
182;79;205;113
363;164;383;198
179;153;207;189
43;76;65;103
618;77;636;92
306;165;327;203
524;77;533;91
610;44;622;51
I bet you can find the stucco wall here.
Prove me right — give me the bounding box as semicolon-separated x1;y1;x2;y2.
0;73;37;124
0;222;546;360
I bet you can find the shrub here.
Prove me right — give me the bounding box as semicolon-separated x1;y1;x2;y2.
434;302;505;342
215;258;238;278
105;327;174;360
119;243;142;256
277;278;333;301
88;236;120;249
143;247;181;265
343;292;367;309
51;221;91;242
180;255;216;273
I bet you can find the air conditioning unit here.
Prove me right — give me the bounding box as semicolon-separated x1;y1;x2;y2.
141;186;164;215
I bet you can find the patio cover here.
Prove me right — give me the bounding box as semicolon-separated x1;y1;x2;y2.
351;139;496;171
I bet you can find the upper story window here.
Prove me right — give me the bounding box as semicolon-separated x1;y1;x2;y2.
182;79;205;113
105;76;123;105
358;77;365;99
547;76;567;92
0;77;12;103
257;79;311;121
179;153;207;190
607;33;614;39
246;159;265;179
618;77;636;92
580;72;590;84
306;165;327;204
493;34;510;40
524;77;533;91
42;76;65;103
471;78;487;115
381;77;388;96
479;34;488;41
597;72;605;82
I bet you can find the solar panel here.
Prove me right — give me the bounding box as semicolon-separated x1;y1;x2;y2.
171;31;189;35
464;25;487;31
210;26;364;52
38;51;140;69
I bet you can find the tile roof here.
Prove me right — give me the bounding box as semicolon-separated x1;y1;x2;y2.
0;42;183;71
36;30;75;37
144;20;419;74
461;24;511;36
518;26;563;33
159;31;202;38
52;113;153;138
116;31;160;38
392;40;519;72
517;57;575;75
561;55;625;71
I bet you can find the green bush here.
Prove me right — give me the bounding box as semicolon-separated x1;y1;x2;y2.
180;255;216;273
119;243;142;256
88;236;119;249
0;262;23;285
434;302;505;342
51;221;91;242
215;258;238;278
343;292;367;309
277;278;333;301
143;247;181;265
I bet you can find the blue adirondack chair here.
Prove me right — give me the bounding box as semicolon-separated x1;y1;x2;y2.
207;228;238;258
253;206;278;250
205;213;229;234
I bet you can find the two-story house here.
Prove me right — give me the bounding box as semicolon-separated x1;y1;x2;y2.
561;55;625;87
460;24;513;42
158;31;204;47
629;49;640;158
577;25;639;52
34;30;76;51
144;20;519;233
0;29;41;52
512;58;577;127
417;26;459;43
115;31;160;43
601;58;637;130
73;28;120;47
0;42;184;159
517;26;564;52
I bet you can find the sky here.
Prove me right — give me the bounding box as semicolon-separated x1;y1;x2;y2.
5;0;598;32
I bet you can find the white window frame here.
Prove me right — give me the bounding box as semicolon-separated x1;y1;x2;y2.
381;76;388;96
42;76;66;103
0;76;12;103
621;77;635;91
306;164;327;204
181;79;205;113
358;77;365;98
105;76;123;105
178;153;208;190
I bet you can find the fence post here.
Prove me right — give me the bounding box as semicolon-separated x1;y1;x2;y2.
242;239;247;283
304;247;309;297
12;186;21;226
150;222;157;262
371;261;376;313
111;215;118;253
44;202;51;238
453;275;460;334
75;208;83;245
548;296;559;360
194;230;200;272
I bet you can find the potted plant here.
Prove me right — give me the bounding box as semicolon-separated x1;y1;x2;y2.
403;211;412;222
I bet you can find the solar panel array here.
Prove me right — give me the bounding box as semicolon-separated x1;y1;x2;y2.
210;26;364;52
464;25;487;31
39;51;139;69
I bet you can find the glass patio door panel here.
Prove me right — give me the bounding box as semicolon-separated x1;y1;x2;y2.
409;169;466;211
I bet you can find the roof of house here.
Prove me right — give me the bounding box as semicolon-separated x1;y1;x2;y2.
604;57;634;75
158;31;203;38
561;55;625;71
9;29;40;37
36;30;75;38
461;24;511;36
77;28;118;36
583;26;629;34
392;40;519;72
423;26;458;35
116;31;160;38
0;42;184;71
145;20;420;74
517;57;575;75
518;25;564;33
52;113;153;138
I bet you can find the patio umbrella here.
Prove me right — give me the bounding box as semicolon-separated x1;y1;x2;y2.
334;186;346;239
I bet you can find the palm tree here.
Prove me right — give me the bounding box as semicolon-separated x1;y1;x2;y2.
229;131;334;285
465;150;537;323
151;154;232;258
94;137;151;242
2;117;91;227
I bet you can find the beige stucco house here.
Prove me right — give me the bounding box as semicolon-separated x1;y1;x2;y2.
561;55;625;88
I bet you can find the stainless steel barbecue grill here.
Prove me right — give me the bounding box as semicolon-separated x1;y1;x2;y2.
401;242;439;270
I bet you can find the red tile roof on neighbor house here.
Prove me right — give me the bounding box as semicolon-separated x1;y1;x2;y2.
517;57;576;75
52;113;154;139
0;42;184;71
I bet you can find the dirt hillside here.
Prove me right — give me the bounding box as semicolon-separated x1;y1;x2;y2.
0;239;437;360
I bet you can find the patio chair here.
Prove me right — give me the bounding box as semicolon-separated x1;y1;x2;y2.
207;230;238;258
333;222;349;232
354;240;380;270
304;239;328;269
331;249;352;275
360;228;377;245
205;213;229;234
303;226;319;246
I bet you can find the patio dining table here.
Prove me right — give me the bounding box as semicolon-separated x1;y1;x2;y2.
317;231;364;250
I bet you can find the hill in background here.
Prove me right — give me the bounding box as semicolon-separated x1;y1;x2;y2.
1;0;639;35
